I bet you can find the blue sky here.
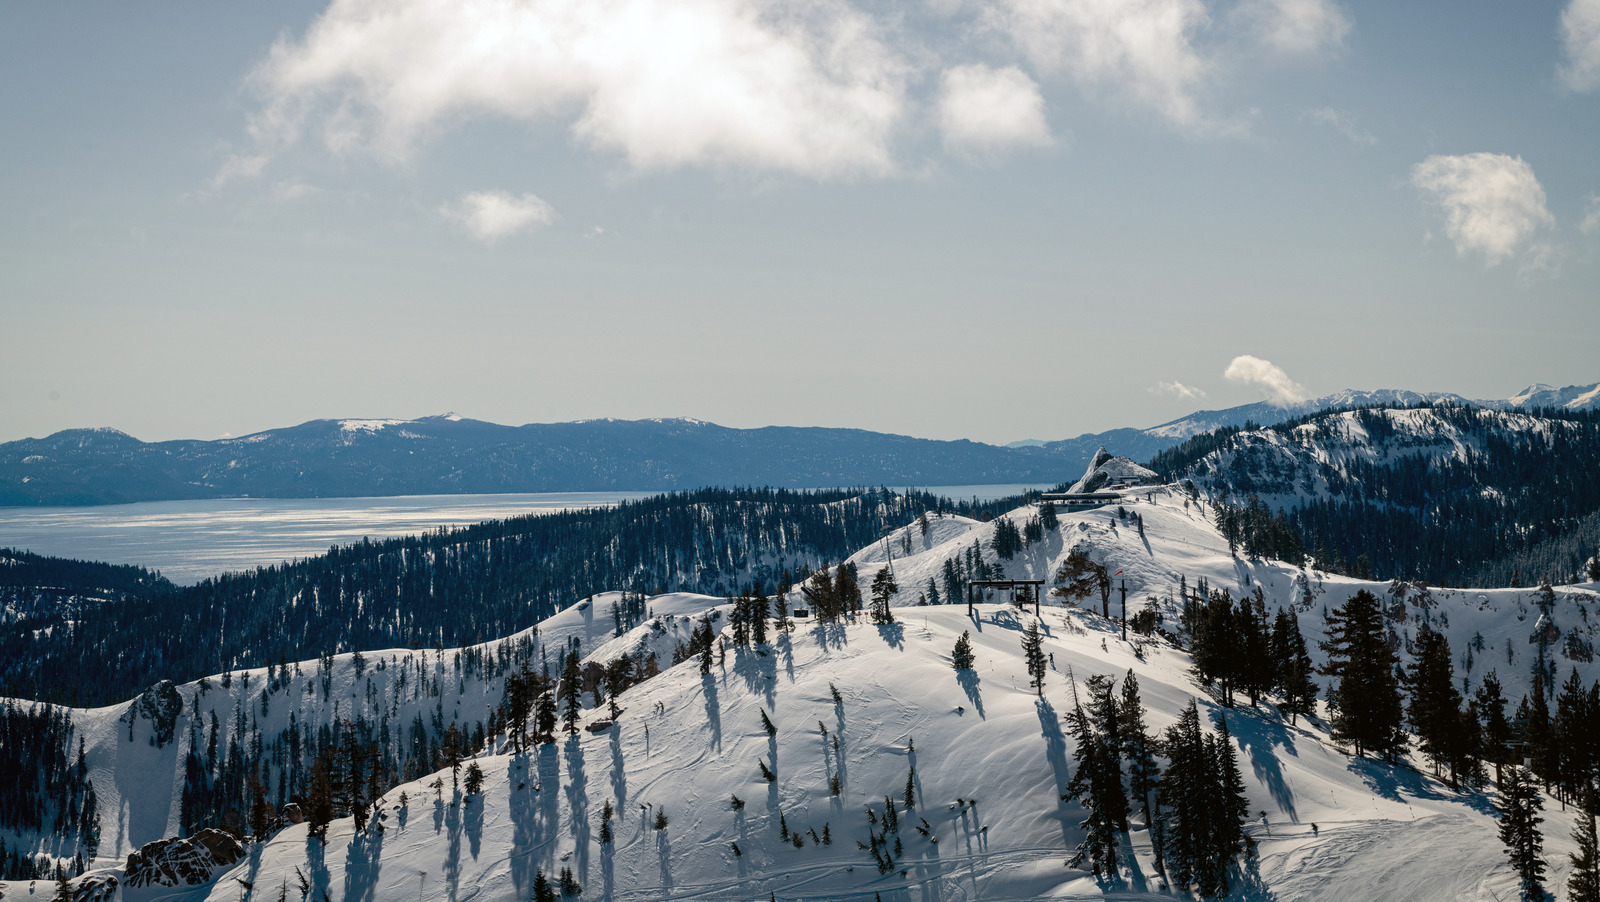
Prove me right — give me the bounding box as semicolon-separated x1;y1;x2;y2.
2;0;1597;446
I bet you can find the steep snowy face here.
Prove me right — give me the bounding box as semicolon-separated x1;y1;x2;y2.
1066;448;1160;494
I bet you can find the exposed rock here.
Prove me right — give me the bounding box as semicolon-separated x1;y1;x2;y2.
133;680;183;747
1066;448;1160;494
282;802;305;824
70;875;118;902
124;829;243;888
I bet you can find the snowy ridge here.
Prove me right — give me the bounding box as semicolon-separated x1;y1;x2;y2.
6;490;1600;900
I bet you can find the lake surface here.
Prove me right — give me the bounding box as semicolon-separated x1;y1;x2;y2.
0;484;1043;584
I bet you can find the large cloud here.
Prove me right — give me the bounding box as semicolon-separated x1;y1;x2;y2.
1223;355;1307;406
937;64;1053;157
1560;0;1600;92
1410;153;1554;266
246;0;909;179
224;0;1361;182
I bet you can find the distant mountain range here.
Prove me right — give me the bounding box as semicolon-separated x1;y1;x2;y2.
2;382;1594;506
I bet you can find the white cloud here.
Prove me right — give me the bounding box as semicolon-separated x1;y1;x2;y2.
1303;106;1374;146
1410;153;1555;266
441;191;556;242
937;64;1052;157
1150;380;1207;400
1559;0;1600;92
1581;195;1600;236
989;0;1213;130
1223;355;1307;406
244;0;909;180
1234;0;1350;57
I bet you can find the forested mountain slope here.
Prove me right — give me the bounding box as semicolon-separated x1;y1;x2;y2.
1149;405;1600;585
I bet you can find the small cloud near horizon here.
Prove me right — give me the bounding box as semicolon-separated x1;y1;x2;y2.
1224;355;1308;405
441;191;556;243
1150;380;1207;400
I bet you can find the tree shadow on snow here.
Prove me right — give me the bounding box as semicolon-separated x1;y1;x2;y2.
507;752;538;900
564;735;591;880
809;621;849;652
1224;853;1279;902
464;790;484;859
303;833;331;902
730;645;775;710
955;669;985;720
1035;698;1075;847
877;621;905;650
656;830;674;891
444;789;463;902
701;672;723;752
1346;757;1496;816
609;726;628;810
1217;707;1299;823
343;829;382;902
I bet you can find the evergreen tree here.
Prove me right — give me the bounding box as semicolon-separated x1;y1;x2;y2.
1118;671;1160;831
1063;690;1125;878
1054;551;1111;617
561;651;583;735
1022;621;1046;696
463;762;484;796
1497;766;1547;902
535;687;558;745
1408;624;1467;787
1271;609;1318;725
1320;590;1404;760
306;753;335;844
532;869;554;902
1477;671;1512;788
951;631;975;670
1572;787;1600;902
869;567;898;624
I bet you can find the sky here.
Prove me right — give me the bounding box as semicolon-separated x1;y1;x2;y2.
1;0;1597;447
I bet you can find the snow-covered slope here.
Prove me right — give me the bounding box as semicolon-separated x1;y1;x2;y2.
8;490;1600;901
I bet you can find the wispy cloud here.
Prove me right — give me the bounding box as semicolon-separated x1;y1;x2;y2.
989;0;1213;130
937;64;1053;159
1150;380;1207;400
1410;153;1555;266
441;191;556;242
1233;0;1350;57
1223;355;1307;405
1559;0;1600;92
1303;106;1375;146
1581;195;1600;236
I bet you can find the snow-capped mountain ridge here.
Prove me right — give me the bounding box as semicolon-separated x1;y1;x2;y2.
7;486;1596;901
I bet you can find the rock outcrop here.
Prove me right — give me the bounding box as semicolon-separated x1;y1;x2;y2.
124;829;243;888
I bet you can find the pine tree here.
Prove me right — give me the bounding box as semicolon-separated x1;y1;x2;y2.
1320;590;1404;760
1477;671;1512;788
463;762;484;796
1497;766;1546;902
760;708;778;737
535;688;558;744
561;650;583;735
306;752;335;844
1119;671;1160;831
1270;609;1318;725
599;798;615;844
1022;621;1046;696
1408;624;1467;786
869;567;898;624
532;869;554;902
1063;691;1127;878
1572;787;1600;902
904;766;917;809
654;808;668;830
951;631;975;670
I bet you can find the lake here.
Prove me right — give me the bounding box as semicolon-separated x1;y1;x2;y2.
0;484;1043;584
